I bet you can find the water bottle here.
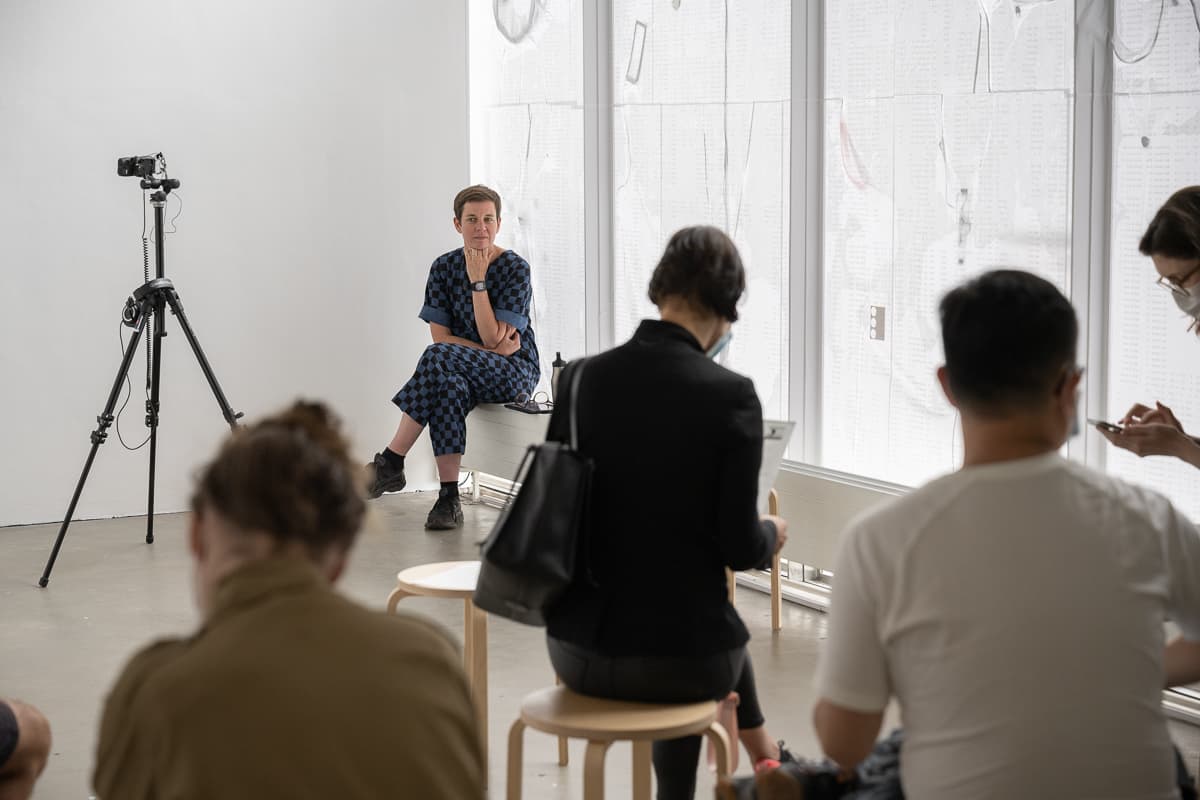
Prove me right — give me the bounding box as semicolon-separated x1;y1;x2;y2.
551;352;567;400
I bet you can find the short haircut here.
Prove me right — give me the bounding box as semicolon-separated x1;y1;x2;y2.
939;270;1078;415
454;185;502;221
1139;186;1200;261
191;400;366;556
647;226;746;321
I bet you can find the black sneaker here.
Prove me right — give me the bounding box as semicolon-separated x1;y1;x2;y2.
425;493;464;530
365;453;406;499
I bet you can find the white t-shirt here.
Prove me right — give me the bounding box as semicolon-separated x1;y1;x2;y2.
814;452;1200;800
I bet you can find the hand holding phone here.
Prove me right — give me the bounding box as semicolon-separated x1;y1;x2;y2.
1088;418;1123;434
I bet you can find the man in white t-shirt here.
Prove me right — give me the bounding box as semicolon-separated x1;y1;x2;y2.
813;270;1200;799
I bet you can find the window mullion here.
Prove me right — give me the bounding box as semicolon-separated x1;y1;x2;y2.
1070;0;1116;469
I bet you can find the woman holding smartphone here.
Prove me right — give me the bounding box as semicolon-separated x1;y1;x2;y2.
1096;186;1200;696
1098;187;1200;467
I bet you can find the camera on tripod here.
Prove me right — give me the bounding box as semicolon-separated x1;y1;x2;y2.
117;154;160;179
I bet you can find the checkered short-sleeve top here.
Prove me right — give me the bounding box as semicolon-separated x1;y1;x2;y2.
418;249;540;373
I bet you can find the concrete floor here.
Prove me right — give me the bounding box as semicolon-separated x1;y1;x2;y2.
3;491;1200;799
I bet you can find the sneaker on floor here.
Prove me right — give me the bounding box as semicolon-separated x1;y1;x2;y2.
425;493;464;530
365;453;406;499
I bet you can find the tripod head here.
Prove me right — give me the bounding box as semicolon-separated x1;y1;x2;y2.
118;152;181;198
140;177;181;200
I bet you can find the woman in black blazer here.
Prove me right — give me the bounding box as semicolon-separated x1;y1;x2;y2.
545;226;791;799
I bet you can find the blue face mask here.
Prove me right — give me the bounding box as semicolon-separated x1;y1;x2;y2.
706;329;733;360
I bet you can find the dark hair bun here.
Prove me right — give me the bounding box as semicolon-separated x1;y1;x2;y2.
191;400;366;554
263;401;352;464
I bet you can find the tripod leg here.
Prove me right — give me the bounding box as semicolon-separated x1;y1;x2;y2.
144;294;166;545
40;304;153;587
162;288;242;429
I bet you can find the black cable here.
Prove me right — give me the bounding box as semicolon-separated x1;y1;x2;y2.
115;321;151;451
166;192;183;234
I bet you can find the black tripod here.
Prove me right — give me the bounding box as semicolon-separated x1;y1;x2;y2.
39;175;242;587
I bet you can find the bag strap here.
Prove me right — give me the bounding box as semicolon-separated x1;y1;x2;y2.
568;358;588;451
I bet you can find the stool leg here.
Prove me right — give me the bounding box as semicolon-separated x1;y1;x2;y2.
463;600;475;676
466;601;489;774
771;552;783;632
768;488;782;632
704;722;733;780
505;719;526;800
386;587;411;614
554;675;568;766
582;740;611;800
726;567;736;605
632;740;652;800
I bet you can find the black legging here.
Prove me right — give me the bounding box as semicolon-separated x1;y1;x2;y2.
548;636;765;800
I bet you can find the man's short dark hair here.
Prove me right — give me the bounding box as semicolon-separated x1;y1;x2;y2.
647;226;745;321
453;185;502;221
939;270;1078;415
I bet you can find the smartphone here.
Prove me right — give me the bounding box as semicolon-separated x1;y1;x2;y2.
505;400;554;415
1087;418;1123;434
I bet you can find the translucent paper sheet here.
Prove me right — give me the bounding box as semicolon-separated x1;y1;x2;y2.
821;0;1073;486
612;0;790;419
468;1;586;388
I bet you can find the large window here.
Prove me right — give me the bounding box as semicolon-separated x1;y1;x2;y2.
1105;0;1200;519
468;0;585;391
466;0;1200;516
611;0;790;420
820;0;1075;486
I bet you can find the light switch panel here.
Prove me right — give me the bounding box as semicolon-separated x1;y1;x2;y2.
869;305;886;340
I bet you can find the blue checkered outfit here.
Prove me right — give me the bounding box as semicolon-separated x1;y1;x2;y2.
393;249;540;456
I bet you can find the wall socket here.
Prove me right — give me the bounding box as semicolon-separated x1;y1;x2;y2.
869;305;886;340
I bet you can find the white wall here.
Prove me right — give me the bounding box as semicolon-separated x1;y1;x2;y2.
0;0;467;527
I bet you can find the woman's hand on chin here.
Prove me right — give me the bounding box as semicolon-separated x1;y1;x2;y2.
464;245;493;283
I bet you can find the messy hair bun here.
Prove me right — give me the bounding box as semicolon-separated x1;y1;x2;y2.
192;400;366;554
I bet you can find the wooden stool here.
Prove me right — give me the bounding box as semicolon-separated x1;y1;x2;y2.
727;488;784;631
386;561;489;765
506;686;732;800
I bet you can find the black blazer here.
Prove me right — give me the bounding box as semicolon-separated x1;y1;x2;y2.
545;319;777;657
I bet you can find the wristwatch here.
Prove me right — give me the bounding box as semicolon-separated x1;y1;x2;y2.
471;280;487;293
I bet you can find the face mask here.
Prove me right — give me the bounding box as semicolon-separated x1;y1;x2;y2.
1173;284;1200;319
706;329;733;360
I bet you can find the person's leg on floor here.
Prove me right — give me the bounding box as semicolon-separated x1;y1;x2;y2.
0;699;51;800
422;371;470;529
652;735;705;800
731;654;785;766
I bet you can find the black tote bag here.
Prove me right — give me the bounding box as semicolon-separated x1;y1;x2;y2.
473;359;592;626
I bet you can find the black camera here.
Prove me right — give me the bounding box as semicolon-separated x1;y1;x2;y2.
117;155;159;178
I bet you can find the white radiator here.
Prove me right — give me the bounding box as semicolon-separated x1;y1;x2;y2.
463;405;903;572
463;404;550;490
773;464;904;571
